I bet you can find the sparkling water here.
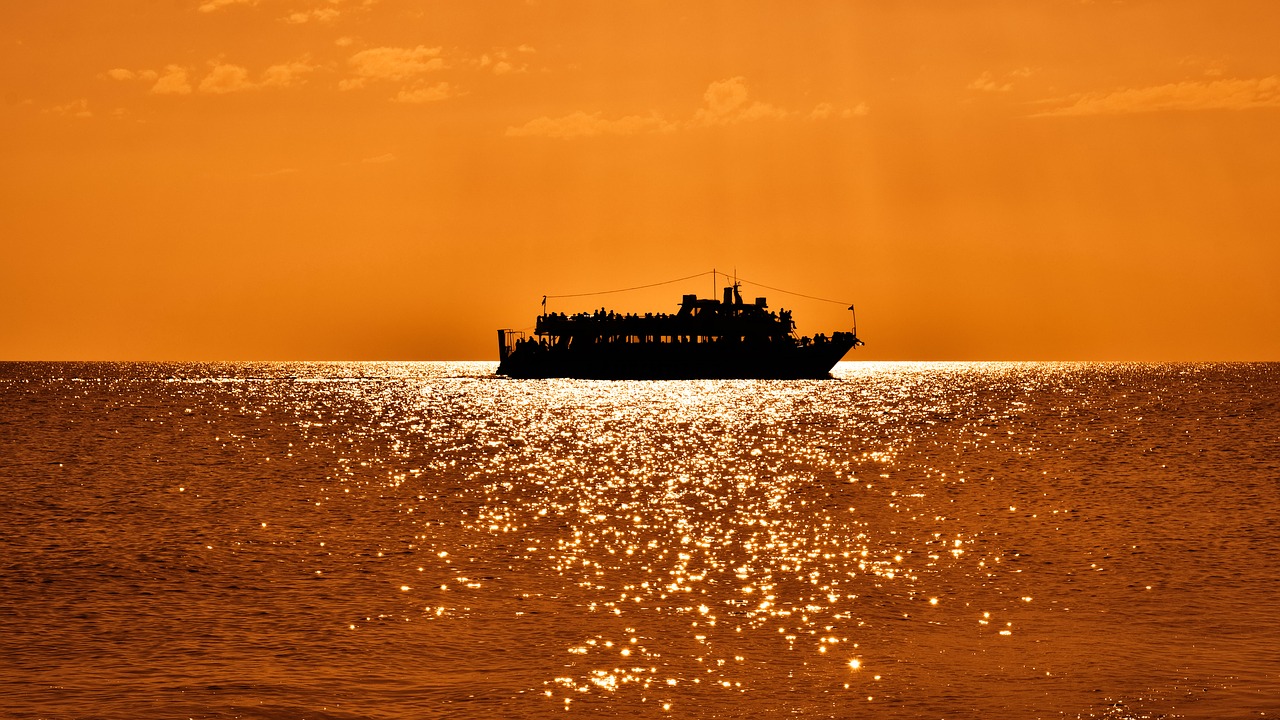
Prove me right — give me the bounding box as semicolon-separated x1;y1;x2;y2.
2;362;1277;719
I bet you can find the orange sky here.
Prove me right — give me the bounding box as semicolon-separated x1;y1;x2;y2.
2;1;1278;361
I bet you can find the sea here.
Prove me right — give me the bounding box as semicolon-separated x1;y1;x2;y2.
1;361;1277;720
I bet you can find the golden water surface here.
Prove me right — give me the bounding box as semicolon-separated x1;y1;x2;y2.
1;362;1277;719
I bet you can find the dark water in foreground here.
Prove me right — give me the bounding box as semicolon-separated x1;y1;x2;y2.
1;362;1277;719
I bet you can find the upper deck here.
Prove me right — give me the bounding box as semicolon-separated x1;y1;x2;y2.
535;284;795;342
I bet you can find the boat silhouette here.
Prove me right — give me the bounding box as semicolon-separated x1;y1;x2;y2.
497;277;863;380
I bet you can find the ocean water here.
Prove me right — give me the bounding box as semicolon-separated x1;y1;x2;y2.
1;361;1277;719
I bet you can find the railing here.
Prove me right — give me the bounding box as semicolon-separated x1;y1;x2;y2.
497;329;526;361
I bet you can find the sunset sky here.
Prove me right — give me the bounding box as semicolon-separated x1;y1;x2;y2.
3;1;1278;361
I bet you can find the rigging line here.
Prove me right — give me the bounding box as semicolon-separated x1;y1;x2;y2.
544;270;714;299
735;276;852;306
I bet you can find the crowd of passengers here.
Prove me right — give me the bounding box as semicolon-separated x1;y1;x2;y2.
536;307;795;333
513;307;851;354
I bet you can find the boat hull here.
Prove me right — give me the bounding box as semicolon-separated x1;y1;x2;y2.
497;337;857;380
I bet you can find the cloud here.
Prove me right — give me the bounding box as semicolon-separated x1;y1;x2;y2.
285;7;340;23
478;49;531;75
506;111;677;138
192;59;315;93
343;45;444;88
121;58;315;96
151;65;192;94
809;101;868;120
198;0;256;12
46;98;92;118
199;63;254;93
103;68;157;83
968;68;1033;93
260;59;314;88
507;77;865;138
393;82;454;103
691;76;789;126
1034;76;1280;117
342;46;451;99
1179;56;1228;78
968;71;1012;93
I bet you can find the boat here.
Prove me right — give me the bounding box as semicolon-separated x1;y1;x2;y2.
496;279;863;379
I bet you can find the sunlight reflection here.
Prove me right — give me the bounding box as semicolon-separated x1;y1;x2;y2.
248;362;1075;709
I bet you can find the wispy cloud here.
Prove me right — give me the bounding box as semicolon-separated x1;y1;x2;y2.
477;46;536;75
968;68;1033;93
199;63;254;93
1179;56;1227;78
506;111;677;138
690;77;788;125
199;0;354;14
341;45;444;90
1034;76;1280;116
198;0;256;12
45;98;92;118
259;59;315;88
151;65;193;94
809;101;868;120
969;71;1011;93
104;68;158;83
285;8;340;23
124;59;313;95
508;77;866;138
393;82;455;104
